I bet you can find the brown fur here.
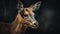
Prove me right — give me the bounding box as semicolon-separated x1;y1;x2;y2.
0;12;32;34
11;12;31;34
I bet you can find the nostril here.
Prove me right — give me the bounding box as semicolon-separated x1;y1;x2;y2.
34;23;38;26
34;23;37;25
34;22;39;27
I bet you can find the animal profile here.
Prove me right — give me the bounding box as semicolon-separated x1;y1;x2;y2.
17;1;42;29
0;0;42;34
11;1;42;34
11;1;41;34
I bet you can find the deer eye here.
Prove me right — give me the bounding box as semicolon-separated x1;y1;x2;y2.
26;8;28;11
24;14;28;17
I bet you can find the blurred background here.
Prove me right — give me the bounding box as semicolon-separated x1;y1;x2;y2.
0;0;60;34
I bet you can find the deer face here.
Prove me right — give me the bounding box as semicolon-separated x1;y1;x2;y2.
17;1;42;29
23;8;39;29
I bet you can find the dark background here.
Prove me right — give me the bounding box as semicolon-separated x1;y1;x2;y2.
0;0;60;34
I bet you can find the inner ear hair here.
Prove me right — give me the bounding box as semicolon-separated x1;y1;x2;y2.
17;0;24;12
29;1;42;11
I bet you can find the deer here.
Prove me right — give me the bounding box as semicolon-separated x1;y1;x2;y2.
12;1;42;34
0;1;42;34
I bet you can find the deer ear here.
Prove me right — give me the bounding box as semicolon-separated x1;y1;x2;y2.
17;1;24;12
29;1;42;11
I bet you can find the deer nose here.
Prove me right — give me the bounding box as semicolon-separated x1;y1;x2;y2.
34;22;39;26
32;21;39;28
34;23;37;26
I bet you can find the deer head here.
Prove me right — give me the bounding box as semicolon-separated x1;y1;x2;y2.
17;1;42;29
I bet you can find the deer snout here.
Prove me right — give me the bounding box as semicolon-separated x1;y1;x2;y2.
29;21;39;29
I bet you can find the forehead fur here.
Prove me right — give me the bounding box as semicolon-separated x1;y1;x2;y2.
23;8;34;15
